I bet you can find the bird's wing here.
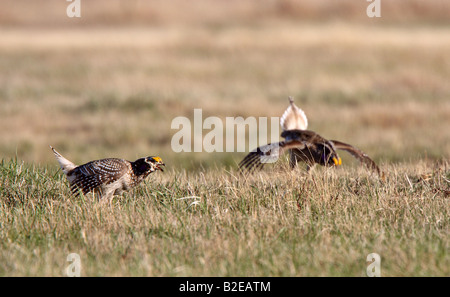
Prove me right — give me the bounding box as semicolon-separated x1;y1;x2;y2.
329;140;381;176
70;174;102;196
239;140;307;174
70;159;128;195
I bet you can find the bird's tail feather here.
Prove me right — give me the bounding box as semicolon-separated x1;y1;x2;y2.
280;96;308;131
50;145;76;175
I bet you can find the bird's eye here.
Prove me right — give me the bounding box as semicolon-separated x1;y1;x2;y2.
149;157;162;163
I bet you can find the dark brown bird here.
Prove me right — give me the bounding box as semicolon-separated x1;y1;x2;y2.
51;146;165;203
239;97;381;176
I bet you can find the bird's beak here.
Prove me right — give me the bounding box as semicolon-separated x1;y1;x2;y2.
156;163;165;172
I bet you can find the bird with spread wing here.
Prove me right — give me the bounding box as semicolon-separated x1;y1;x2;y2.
239;97;381;176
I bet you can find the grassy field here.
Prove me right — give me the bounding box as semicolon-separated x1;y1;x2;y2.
0;0;449;276
0;159;448;276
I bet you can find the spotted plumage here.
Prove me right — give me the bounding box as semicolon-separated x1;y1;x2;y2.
239;97;381;176
51;146;165;202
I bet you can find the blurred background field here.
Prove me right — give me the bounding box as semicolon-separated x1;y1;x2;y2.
0;0;449;169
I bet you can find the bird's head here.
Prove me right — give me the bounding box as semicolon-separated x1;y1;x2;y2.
325;153;342;167
318;144;342;167
331;155;342;166
134;156;165;174
146;156;165;172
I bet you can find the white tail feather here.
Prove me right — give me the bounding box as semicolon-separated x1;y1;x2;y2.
50;146;76;175
280;97;308;131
